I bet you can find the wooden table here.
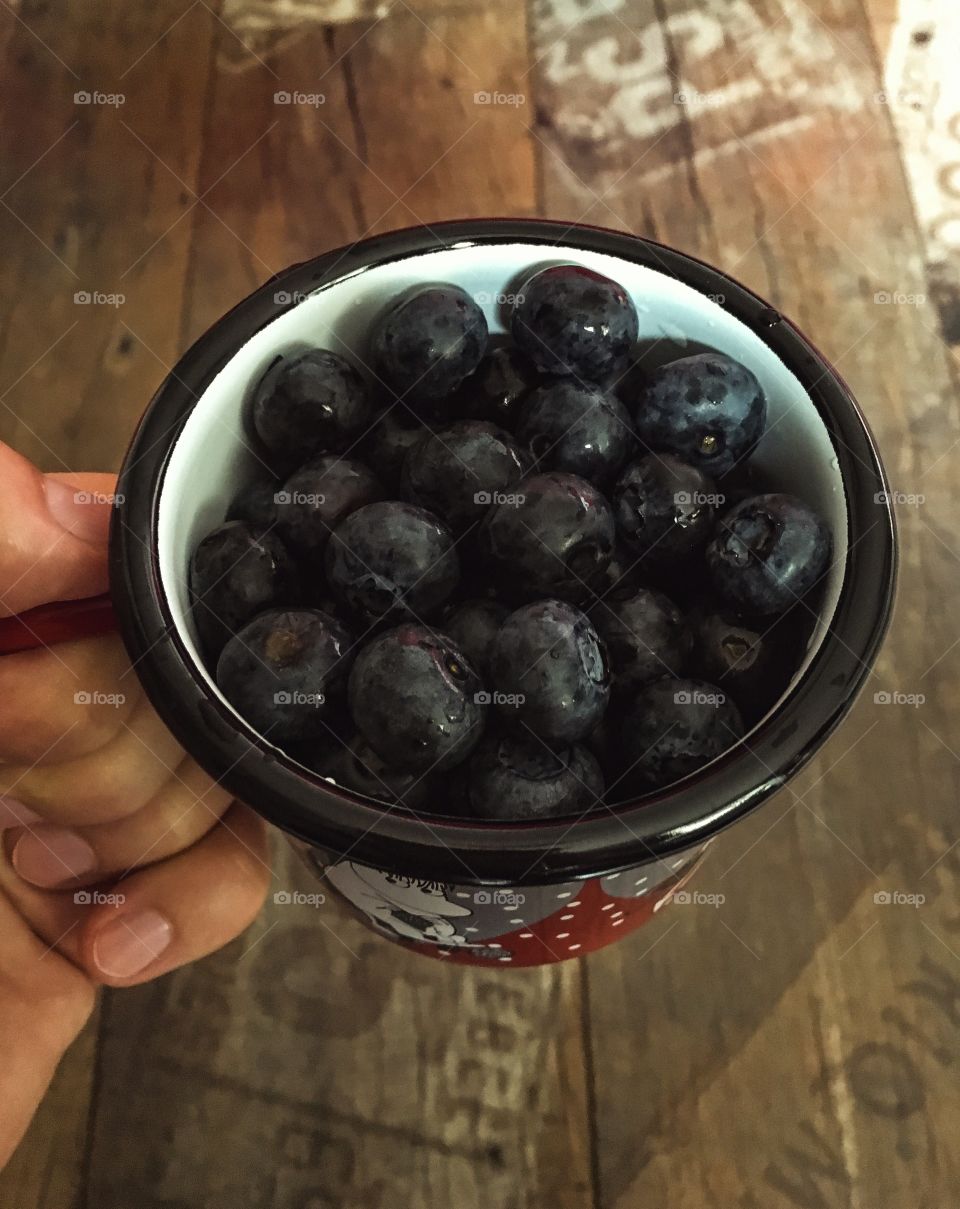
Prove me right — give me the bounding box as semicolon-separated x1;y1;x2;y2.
2;1;958;1205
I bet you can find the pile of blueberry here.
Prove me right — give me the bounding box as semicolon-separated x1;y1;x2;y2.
189;264;832;822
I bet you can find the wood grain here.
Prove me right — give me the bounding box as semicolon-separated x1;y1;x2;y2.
0;0;218;470
532;0;960;1204
3;0;960;1205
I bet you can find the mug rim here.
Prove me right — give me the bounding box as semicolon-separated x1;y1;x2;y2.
109;218;897;886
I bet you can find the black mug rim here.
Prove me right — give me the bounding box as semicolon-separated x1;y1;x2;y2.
109;218;897;887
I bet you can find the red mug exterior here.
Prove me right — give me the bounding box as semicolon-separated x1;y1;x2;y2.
292;841;709;966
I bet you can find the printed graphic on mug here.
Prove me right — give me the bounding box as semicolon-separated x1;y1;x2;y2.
310;847;708;966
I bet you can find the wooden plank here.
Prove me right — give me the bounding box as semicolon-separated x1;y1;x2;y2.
861;0;960;362
180;1;536;343
83;7;589;1208
532;0;960;1205
0;0;217;470
87;837;593;1209
0;2;217;1203
0;1008;100;1209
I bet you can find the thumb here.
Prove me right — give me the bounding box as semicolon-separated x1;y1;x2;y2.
0;442;117;617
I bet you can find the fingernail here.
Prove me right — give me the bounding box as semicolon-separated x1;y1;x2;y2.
43;477;112;544
12;825;97;887
93;909;173;979
0;795;43;830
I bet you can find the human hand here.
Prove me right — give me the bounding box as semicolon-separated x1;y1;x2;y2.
0;441;270;1165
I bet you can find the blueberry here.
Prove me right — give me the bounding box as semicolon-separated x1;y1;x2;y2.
613;453;717;566
586;542;643;601
478;471;615;604
361;405;427;491
633;353;766;476
401;420;529;533
216;608;354;748
688;608;784;723
517;380;635;487
372;284;488;403
441;598;509;681
512;265;638;381
347;624;485;771
320;732;433;809
589;588;689;696
490;599;610;744
706;493;831;616
458;733;604;820
253;349;372;469
614;676;743;795
448;343;539;429
226;475;279;531
275;454;384;557
326;502;459;622
190;520;300;657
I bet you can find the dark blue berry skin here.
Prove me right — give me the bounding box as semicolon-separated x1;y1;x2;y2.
448;343;540;429
347;624;485;771
512;265;639;382
688;608;784;724
458;733;604;820
401;420;529;533
253;350;372;469
614;453;717;566
589;588;689;697
215;608;354;748
441;598;508;681
372;284;488;404
518;381;635;488
190;520;300;658
706;493;831;616
326;502;459;623
226;476;279;531
490;599;610;744
275;454;384;558
478;472;615;605
361;405;427;491
587;542;643;601
320;731;433;809
614;676;744;795
633;353;766;477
